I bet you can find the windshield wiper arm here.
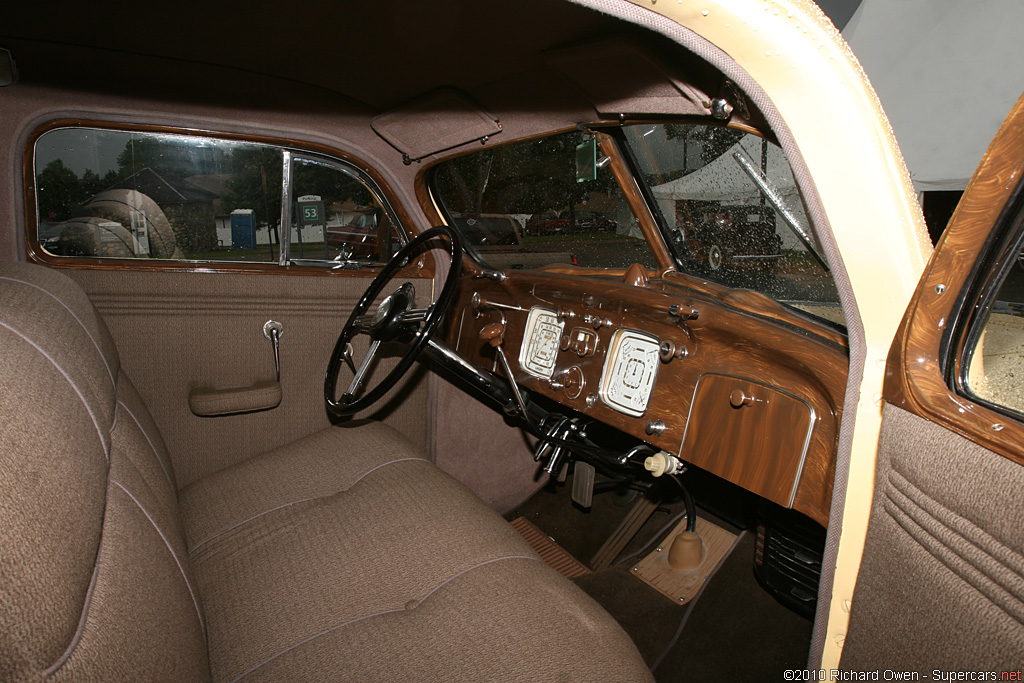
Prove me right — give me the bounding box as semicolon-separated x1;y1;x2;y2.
732;150;830;274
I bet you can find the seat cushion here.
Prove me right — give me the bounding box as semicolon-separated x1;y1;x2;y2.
180;422;652;683
178;420;427;551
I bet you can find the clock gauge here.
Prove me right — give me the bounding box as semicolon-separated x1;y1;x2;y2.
599;329;660;416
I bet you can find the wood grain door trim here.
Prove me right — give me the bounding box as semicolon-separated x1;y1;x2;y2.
884;93;1024;466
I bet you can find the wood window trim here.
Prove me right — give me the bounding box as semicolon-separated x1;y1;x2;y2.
884;94;1024;466
23;119;435;279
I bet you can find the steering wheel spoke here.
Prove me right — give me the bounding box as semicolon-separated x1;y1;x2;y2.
401;305;431;323
351;314;376;334
343;338;381;401
325;226;462;417
341;342;357;373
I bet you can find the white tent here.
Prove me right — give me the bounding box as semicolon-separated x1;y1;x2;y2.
650;136;799;205
649;135;810;250
842;0;1024;192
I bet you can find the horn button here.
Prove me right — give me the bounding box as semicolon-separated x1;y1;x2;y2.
370;282;416;342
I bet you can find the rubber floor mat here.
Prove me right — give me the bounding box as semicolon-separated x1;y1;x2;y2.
510;516;591;579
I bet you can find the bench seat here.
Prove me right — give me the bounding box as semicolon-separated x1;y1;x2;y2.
0;262;653;683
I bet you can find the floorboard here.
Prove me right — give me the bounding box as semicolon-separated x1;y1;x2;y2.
507;475;813;681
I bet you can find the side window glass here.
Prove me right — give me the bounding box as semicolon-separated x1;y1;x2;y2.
622;124;844;327
35;128;283;263
964;217;1024;414
291;157;402;264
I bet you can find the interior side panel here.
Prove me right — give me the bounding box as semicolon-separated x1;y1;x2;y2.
842;403;1024;669
65;268;430;487
428;375;544;515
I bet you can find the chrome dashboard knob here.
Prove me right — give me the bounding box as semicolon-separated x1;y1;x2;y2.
645;419;666;436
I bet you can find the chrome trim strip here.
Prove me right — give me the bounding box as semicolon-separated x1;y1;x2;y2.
278;149;293;266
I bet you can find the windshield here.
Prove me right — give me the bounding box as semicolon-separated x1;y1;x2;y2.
431;122;843;327
620;123;843;326
431;129;657;271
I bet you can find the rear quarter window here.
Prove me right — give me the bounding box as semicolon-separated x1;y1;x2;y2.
34;127;285;263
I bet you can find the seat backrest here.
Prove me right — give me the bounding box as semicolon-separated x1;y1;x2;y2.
0;262;210;681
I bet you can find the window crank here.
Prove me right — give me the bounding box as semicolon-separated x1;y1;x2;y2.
263;320;284;381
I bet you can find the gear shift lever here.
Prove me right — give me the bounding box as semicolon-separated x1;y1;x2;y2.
478;322;575;478
478;321;529;418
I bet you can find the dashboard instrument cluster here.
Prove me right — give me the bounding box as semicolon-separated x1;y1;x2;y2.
520;307;662;417
598;328;661;417
448;271;849;526
519;308;563;379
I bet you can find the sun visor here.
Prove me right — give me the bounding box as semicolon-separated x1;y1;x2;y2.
372;89;503;163
545;38;712;118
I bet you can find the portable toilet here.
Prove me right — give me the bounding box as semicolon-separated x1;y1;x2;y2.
230;209;256;250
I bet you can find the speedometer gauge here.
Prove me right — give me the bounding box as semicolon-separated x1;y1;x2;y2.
599;329;660;416
519;307;564;379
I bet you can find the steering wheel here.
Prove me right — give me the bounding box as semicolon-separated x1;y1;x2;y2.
325;226;462;418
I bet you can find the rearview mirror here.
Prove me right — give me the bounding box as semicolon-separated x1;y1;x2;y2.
576;138;597;183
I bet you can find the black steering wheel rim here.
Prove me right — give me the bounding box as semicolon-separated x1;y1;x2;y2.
324;225;462;417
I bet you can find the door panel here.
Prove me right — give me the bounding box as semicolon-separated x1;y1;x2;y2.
842;404;1024;669
67;268;430;487
842;95;1024;667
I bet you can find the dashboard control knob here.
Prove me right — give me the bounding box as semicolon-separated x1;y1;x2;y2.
643;450;683;477
645;419;666;436
729;390;755;408
585;393;597;407
562;366;584;400
583;313;613;330
658;340;688;363
669;303;699;321
479;322;506;347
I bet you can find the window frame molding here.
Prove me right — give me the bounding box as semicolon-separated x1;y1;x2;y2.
952;179;1024;422
23;119;424;277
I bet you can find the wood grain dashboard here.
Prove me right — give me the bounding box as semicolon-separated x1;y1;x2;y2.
443;269;849;527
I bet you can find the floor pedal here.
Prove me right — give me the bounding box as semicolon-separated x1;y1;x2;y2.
589;493;660;572
571;461;596;508
510;517;591;579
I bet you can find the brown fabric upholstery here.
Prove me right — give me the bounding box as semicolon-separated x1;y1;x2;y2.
66;268;431;488
841;403;1024;670
235;559;652;683
178;421;429;550
1;262;653;683
0;263;209;681
182;422;650;682
429;374;546;515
